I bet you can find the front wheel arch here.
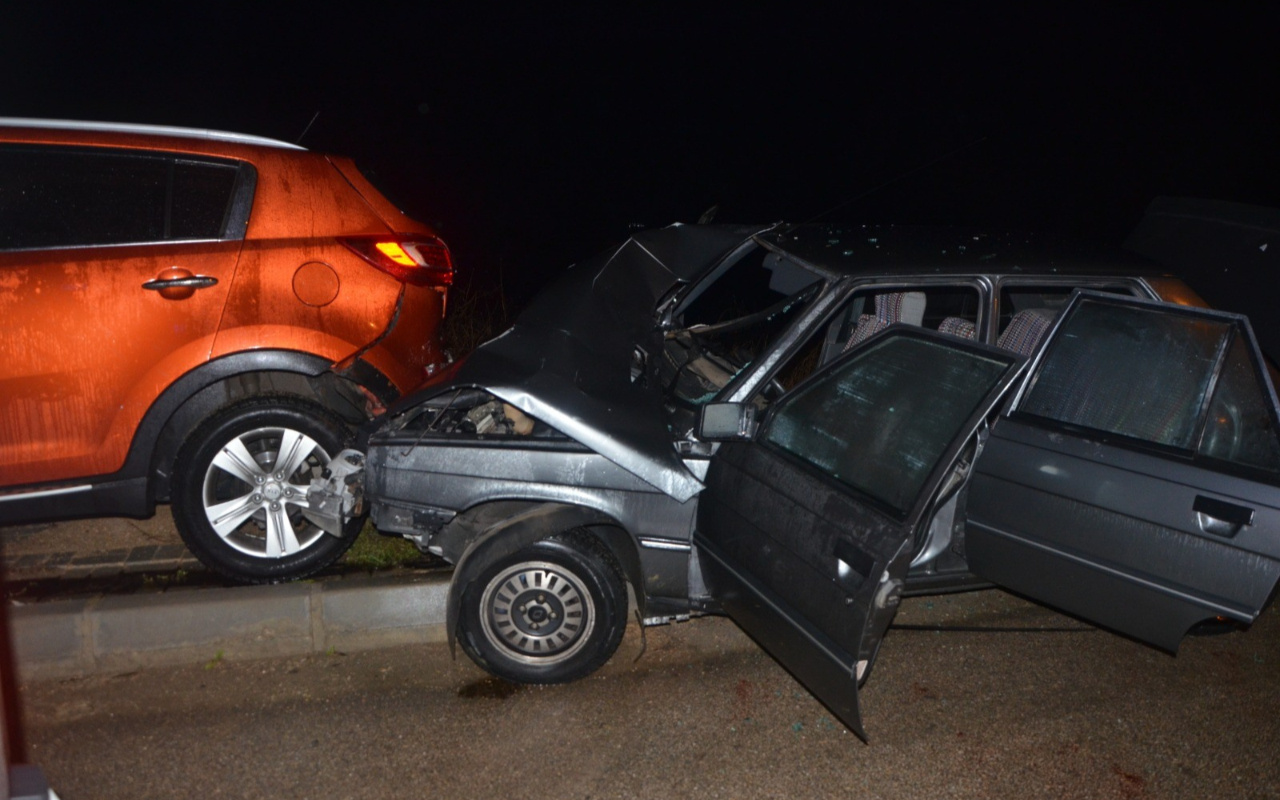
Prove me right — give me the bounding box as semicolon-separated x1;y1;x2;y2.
455;530;628;683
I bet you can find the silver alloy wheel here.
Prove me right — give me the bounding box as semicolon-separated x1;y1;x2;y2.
478;560;597;666
201;425;336;559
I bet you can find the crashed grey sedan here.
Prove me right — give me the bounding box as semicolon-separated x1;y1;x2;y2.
331;223;1280;739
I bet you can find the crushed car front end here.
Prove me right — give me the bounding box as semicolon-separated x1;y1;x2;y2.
360;223;782;624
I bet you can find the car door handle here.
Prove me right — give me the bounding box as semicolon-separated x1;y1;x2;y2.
1193;495;1254;538
834;539;874;591
142;276;218;291
142;267;219;300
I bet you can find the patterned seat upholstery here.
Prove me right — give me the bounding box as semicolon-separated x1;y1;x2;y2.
937;316;977;340
843;291;927;352
997;308;1057;355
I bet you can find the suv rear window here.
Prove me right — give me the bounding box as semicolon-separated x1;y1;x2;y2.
0;146;249;251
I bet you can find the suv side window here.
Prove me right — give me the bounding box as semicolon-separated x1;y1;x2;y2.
0;146;249;251
170;159;243;240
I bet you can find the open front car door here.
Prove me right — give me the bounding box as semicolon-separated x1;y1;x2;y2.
965;292;1280;653
695;292;1280;741
694;329;1027;740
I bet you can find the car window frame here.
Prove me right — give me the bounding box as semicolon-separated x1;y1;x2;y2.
719;275;994;408
752;325;1025;524
1005;291;1280;484
0;143;256;253
990;276;1150;343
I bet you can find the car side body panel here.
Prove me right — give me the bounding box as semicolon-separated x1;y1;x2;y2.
966;293;1280;651
0;349;391;522
694;330;1026;740
367;438;701;606
968;418;1280;649
0;238;241;486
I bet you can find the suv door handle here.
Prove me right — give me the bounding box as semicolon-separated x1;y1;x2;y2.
142;267;218;300
143;276;218;290
1193;495;1254;538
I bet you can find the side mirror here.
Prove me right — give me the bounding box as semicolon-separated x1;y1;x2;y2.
698;402;757;441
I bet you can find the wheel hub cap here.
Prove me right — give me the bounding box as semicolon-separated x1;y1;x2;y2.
479;561;596;666
201;425;332;559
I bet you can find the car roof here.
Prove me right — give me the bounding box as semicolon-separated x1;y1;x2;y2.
0;117;305;151
761;224;1164;279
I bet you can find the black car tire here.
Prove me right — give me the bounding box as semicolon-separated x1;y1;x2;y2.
458;532;628;684
171;397;362;584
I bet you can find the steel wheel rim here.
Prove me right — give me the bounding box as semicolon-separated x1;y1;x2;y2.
200;425;334;559
479;560;596;666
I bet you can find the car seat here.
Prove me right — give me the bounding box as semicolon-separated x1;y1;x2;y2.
997;308;1057;355
937;316;977;340
843;291;927;352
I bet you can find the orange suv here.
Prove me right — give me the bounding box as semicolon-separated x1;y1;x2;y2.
0;118;453;582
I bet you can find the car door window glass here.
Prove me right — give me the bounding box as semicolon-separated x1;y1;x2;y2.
0;146;244;251
1021;300;1229;449
838;285;981;352
1198;334;1280;472
0;147;166;249
763;334;1011;516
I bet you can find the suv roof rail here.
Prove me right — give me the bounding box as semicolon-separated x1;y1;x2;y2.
0;118;306;150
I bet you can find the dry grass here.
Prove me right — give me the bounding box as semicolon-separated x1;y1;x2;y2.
441;281;514;360
340;521;424;570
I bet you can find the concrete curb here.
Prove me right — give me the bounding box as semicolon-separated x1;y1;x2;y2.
10;571;451;680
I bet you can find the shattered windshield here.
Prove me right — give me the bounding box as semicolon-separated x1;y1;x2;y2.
659;245;823;414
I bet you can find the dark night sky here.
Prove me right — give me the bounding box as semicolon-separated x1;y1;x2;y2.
3;4;1277;304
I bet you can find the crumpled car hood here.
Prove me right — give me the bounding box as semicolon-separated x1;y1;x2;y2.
409;223;773;502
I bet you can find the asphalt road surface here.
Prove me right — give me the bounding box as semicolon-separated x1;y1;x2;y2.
21;589;1280;799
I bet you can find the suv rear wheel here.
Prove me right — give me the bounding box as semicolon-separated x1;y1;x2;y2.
171;397;362;584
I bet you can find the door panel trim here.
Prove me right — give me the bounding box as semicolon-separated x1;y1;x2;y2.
970;520;1255;622
0;484;91;503
697;534;855;673
696;532;868;739
976;419;1280;561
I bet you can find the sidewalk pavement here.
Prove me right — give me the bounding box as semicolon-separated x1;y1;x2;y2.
2;510;200;581
3;512;453;681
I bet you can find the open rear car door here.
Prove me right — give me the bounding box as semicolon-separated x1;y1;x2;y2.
964;292;1280;652
694;329;1027;740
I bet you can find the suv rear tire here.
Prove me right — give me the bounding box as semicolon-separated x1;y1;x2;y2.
171;397;362;584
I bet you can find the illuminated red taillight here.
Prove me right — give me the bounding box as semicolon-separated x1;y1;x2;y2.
339;235;454;287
